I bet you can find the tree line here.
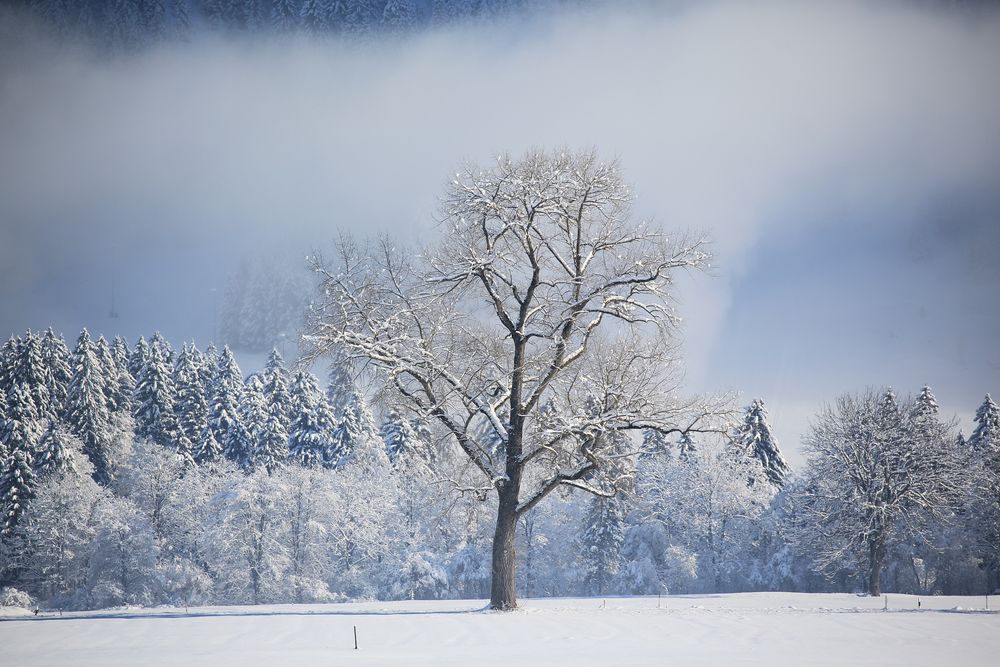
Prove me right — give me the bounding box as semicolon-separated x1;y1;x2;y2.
15;0;544;48
0;326;997;609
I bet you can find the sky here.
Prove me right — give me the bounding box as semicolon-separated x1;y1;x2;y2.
1;0;998;465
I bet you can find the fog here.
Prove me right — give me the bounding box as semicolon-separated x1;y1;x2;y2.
1;0;999;463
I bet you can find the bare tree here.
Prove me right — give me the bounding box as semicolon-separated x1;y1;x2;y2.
795;388;968;596
304;149;723;609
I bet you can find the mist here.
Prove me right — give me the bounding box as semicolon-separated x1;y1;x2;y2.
1;0;999;463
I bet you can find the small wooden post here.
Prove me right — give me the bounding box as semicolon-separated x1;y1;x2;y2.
354;625;358;650
917;598;921;609
883;595;887;611
986;595;990;611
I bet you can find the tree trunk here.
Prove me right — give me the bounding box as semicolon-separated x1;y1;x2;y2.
490;485;519;610
868;538;886;596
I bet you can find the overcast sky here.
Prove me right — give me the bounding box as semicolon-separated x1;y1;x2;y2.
1;1;998;465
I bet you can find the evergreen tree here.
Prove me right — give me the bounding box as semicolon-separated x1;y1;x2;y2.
129;336;150;380
678;431;698;463
94;336;121;413
272;0;301;31
1;382;41;463
734;398;789;487
261;349;293;434
67;329;113;485
104;335;135;414
329;389;385;468
0;448;35;536
33;422;79;478
133;343;182;455
208;346;243;446
381;0;416;29
150;331;174;365
380;408;422;464
227;375;268;471
41;328;72;419
255;407;288;474
579;494;626;596
12;330;52;420
174;344;208;457
0;336;18;401
287;371;334;467
970;394;1000;455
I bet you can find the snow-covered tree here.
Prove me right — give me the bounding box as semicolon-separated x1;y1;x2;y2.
33;422;82;479
1;448;36;536
133;343;183;457
11;331;52;420
329;389;385;468
66;330;114;485
41;328;72;419
129;336;149;381
206;345;243;447
734;399;789;488
795;388;968;595
260;349;293;433
173;344;208;457
970;394;1000;455
304;149;718;609
579;494;626;595
226;375;268;471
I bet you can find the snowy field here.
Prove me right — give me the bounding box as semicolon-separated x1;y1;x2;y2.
1;593;998;666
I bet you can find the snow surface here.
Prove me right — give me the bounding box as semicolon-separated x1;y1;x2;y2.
1;592;998;666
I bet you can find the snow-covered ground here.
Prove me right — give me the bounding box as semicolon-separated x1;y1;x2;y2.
1;592;997;666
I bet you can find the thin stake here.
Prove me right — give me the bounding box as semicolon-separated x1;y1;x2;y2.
354;625;358;650
883;595;887;611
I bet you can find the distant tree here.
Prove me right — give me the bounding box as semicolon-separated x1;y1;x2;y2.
1;382;42;460
969;394;1000;455
1;445;36;536
380;408;425;465
129;336;150;380
11;331;52;421
261;349;293;434
579;494;626;595
226;375;268;471
796;389;967;596
678;431;698;463
174;344;208;456
133;344;184;457
381;0;416;29
66;330;114;485
329;389;385;468
734;398;789;488
272;0;301;30
33;423;81;479
41;328;72;419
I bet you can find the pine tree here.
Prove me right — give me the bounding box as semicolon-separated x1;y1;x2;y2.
0;336;18;401
133;342;182;455
41;328;72;419
970;394;1000;455
208;346;243;446
272;0;301;31
150;331;174;365
0;448;35;536
129;336;150;380
678;431;698;463
1;382;41;463
380;408;421;464
326;353;355;419
329;389;385;468
99;335;135;414
288;371;334;467
94;336;121;413
261;349;293;434
381;0;416;29
227;375;268;471
255;407;288;474
33;422;79;478
579;495;626;596
734;398;789;487
174;344;208;458
12;330;52;420
66;329;113;485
